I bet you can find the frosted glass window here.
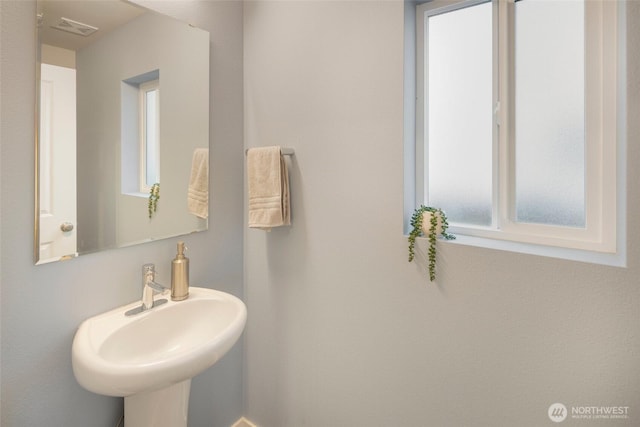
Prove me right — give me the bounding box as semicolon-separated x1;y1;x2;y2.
426;2;493;226
514;0;585;227
415;0;620;257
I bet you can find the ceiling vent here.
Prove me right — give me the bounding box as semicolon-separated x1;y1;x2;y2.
51;17;98;37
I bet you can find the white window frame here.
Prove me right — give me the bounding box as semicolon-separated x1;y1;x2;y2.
415;0;625;263
139;79;160;193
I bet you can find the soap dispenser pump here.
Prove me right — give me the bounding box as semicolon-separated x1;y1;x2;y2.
171;241;189;301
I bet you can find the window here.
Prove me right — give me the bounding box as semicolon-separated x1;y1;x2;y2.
121;70;161;197
139;79;160;192
415;0;624;260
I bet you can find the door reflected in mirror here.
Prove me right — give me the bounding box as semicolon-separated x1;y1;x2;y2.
35;0;210;265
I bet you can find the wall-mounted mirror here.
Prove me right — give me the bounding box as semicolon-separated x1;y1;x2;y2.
35;0;210;265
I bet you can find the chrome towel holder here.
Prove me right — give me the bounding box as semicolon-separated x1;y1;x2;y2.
245;147;295;156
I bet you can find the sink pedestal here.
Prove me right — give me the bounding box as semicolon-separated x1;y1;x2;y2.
72;287;247;425
125;379;191;427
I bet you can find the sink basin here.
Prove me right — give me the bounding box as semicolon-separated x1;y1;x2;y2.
72;287;246;426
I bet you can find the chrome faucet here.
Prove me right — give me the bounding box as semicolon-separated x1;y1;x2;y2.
125;264;169;316
141;263;169;310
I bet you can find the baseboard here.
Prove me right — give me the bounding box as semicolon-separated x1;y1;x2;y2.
231;417;258;427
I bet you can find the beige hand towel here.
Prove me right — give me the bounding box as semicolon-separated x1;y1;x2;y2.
188;148;209;219
247;146;290;230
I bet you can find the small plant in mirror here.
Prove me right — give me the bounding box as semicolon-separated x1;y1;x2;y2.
148;183;160;219
408;205;455;282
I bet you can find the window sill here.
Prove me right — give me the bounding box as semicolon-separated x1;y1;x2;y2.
437;233;626;268
123;192;148;199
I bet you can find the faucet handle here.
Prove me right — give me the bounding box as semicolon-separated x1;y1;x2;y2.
142;263;156;274
142;263;168;292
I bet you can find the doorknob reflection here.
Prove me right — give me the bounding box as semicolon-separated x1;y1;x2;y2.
60;222;74;232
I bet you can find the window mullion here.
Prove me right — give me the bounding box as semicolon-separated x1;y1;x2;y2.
496;0;512;232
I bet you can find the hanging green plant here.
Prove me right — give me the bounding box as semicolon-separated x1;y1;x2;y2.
148;183;160;219
408;205;455;282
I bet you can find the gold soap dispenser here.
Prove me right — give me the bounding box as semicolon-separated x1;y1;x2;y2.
171;241;189;301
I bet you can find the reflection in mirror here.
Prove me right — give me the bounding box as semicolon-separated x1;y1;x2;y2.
35;0;210;265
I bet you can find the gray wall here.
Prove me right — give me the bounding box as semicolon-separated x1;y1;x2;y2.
1;1;244;426
243;1;640;426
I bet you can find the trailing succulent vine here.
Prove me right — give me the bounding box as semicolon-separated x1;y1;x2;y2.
408;205;455;282
148;183;160;219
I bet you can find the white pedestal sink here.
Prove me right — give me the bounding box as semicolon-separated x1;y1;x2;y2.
72;287;246;427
